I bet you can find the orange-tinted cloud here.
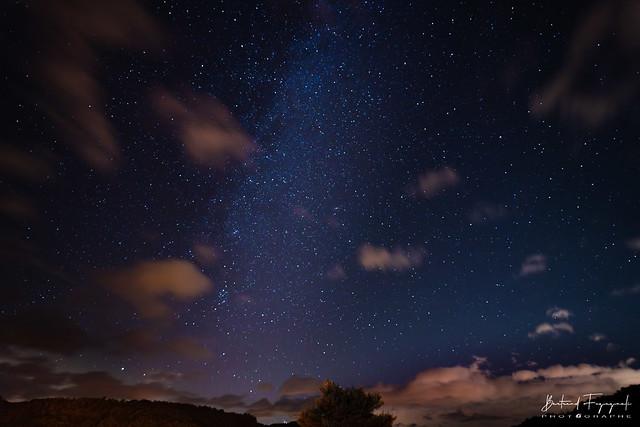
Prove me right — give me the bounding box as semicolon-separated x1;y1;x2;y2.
0;309;211;362
32;0;162;172
530;0;640;127
114;328;212;361
0;351;192;402
0;351;315;421
278;375;322;397
358;243;425;272
528;322;574;339
152;88;255;168
256;382;274;393
192;243;219;267
101;259;212;319
413;166;461;198
0;145;51;182
0;195;37;222
246;396;315;419
169;336;213;361
373;358;640;427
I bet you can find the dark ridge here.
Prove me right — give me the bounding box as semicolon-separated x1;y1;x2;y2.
0;397;299;427
515;384;639;426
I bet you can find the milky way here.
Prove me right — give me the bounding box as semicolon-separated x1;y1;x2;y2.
2;1;640;425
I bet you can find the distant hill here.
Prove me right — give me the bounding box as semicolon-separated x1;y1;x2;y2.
0;397;300;427
515;384;639;426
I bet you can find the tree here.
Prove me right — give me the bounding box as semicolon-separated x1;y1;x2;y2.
298;381;395;427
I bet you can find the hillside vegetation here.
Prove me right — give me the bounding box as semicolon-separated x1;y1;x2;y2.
0;397;298;427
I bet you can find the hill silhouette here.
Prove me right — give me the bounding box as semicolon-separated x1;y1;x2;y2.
2;385;637;426
515;384;639;426
0;397;299;427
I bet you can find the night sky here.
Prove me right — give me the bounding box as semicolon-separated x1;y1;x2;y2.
2;1;640;425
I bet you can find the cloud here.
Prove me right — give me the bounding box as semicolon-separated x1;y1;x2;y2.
101;259;213;319
326;264;346;281
142;371;186;385
0;195;38;222
611;284;640;296
530;0;640;127
528;322;574;338
0;351;192;402
0;145;51;183
358;244;425;272
413;167;460;198
437;410;507;423
278;375;322;397
192;243;218;267
0;349;313;422
607;342;620;352
545;306;572;320
167;337;212;361
4;353;640;427
246;396;315;420
519;254;547;277
373;358;640;427
627;237;640;251
0;311;92;355
152;88;255;168
191;379;316;420
589;333;607;342
0;310;211;362
203;394;247;409
31;0;162;172
121;328;213;361
256;382;274;393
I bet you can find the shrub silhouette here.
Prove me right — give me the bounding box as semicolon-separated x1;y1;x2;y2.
297;381;394;427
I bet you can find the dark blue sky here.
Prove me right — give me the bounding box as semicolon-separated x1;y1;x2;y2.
2;0;640;425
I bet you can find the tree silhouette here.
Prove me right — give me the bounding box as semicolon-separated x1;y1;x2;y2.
298;381;395;427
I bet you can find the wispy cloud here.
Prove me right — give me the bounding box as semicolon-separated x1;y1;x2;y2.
373;358;640;427
278;376;323;397
112;328;212;360
0;310;92;355
0;348;192;402
101;259;213;319
192;243;218;267
589;333;607;342
358;244;425;272
152;88;255;168
627;237;640;251
528;322;574;339
3;349;639;427
611;284;640;296
0;145;51;182
545;306;572;320
519;254;547;277
413;167;460;198
32;0;162;171
326;264;346;281
530;1;640;127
